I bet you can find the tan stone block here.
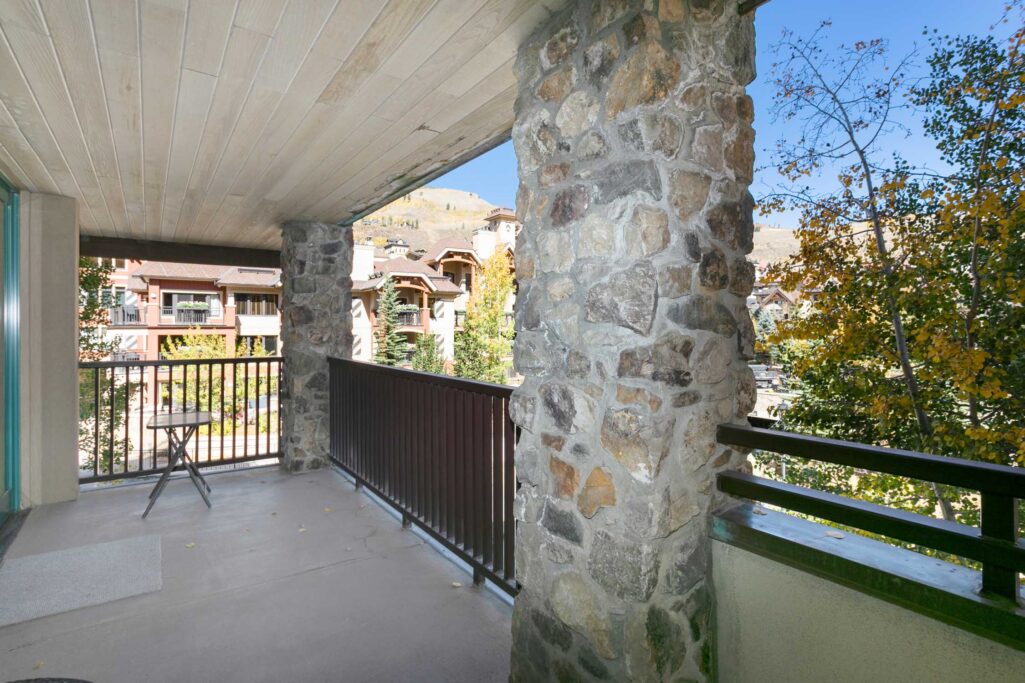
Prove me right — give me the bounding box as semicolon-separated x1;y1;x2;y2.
607;42;681;117
550;456;580;499
578;468;617;518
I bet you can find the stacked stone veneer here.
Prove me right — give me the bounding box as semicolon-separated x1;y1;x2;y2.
280;221;353;472
508;1;756;680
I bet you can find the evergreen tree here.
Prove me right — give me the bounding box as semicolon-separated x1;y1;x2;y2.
411;333;446;374
453;250;514;384
373;277;406;366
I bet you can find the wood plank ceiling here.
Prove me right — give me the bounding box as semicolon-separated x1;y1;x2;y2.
0;0;565;249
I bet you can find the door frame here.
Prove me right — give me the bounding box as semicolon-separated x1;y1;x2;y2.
0;175;19;515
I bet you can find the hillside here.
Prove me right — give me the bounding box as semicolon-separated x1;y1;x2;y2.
353;187;498;252
357;186;799;267
751;225;799;267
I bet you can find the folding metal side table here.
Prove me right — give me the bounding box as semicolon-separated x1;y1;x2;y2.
143;411;213;519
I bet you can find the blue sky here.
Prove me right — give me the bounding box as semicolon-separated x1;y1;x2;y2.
429;0;1008;225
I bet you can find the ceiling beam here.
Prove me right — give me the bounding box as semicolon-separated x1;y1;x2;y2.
79;236;281;268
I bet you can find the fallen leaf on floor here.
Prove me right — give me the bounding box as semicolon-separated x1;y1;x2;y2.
33;661;43;670
298;526;307;533
244;528;251;533
271;512;278;516
185;542;196;549
451;582;462;588
324;507;332;513
825;531;845;539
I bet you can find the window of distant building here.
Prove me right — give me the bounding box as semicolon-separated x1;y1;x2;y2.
235;292;279;315
94;257;126;270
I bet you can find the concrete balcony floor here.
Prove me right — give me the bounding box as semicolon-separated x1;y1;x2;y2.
0;466;512;682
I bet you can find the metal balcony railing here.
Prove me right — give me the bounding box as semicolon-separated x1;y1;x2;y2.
108;306;142;325
78;356;283;483
396;310;422;326
328;358;517;595
162;306;211;324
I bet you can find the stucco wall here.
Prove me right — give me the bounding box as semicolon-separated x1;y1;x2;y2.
19;192;79;507
713;540;1025;683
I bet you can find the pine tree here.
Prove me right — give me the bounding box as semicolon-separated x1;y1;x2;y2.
411;333;446;374
453;250;514;384
373;277;407;366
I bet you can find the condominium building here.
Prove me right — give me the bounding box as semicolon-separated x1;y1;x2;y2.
351;208;518;364
99;259;282;361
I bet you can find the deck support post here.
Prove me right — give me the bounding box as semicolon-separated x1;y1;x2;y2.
508;1;757;679
279;221;353;473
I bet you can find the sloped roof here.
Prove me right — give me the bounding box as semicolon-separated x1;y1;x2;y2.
129;262;281;288
424;238;477;264
216;268;281;287
355;257;461;295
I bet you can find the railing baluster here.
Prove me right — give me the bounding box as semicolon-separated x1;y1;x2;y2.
243;360;249;460
108;366;115;475
137;365;144;474
151;365;158;469
491;395;503;573
207;362;213;463
504;397;516;583
262;358;266;455
123;363;130;473
255;359;261;457
981;493;1020;600
219;362;225;461
92;367;99;479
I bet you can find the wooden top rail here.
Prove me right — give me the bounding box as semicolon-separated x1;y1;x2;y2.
718;423;1025;499
718;420;1024;602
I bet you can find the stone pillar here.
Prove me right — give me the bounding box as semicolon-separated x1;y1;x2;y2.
508;1;756;680
279;221;353;472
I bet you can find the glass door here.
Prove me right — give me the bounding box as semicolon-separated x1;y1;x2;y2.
0;179;18;521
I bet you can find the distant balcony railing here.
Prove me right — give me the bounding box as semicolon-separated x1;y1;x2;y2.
328;358;517;595
108;306;142;326
396;310;422;326
162;306;211;325
236;300;278;316
78;356;282;484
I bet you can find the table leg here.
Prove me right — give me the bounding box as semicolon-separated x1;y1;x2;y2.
176;425;212;507
142;428;185;518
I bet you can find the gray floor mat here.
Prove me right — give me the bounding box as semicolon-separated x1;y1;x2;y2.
0;535;161;628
